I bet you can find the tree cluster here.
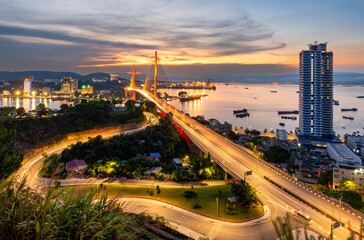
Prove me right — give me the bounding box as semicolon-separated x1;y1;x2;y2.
1;101;144;151
264;145;290;164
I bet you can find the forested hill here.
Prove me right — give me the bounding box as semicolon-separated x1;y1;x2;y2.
0;71;128;81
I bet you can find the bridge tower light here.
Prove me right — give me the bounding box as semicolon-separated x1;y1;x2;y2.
130;64;136;100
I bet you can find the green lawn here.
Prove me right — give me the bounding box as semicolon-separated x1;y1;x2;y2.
72;184;264;221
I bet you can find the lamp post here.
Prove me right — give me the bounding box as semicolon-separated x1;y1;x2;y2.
216;197;219;218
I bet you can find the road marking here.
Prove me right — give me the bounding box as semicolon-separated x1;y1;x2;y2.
206;224;222;240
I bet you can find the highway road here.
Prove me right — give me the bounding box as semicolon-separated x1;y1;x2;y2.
132;88;363;239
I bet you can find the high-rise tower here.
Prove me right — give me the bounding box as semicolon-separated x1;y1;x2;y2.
297;42;334;145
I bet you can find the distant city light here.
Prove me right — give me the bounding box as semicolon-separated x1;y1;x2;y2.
15;91;20;95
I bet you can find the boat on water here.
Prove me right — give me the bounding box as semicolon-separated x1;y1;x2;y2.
357;96;364;98
281;116;297;120
179;94;201;102
178;91;187;97
279;123;285;126
270;91;278;93
245;87;249;89
341;108;358;112
278;110;299;115
333;100;340;105
296;91;299;93
233;109;248;114
235;113;250;118
343;116;354;120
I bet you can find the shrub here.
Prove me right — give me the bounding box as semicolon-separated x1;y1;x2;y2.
183;190;197;199
193;202;202;209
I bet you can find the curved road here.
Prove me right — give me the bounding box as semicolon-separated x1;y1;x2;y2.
15;106;347;239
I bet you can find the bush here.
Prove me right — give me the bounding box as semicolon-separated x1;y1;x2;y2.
171;168;191;181
0;179;161;239
193;202;202;209
153;172;165;181
183;190;197;199
225;203;237;215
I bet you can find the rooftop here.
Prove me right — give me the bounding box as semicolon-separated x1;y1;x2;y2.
328;143;362;164
66;159;87;169
150;152;161;157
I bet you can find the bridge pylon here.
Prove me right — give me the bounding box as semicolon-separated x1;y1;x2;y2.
154;51;157;98
130;64;136;100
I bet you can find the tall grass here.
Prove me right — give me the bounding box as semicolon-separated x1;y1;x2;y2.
0;178;160;239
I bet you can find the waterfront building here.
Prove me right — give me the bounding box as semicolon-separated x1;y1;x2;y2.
296;42;337;146
346;135;364;158
61;77;78;95
78;85;94;95
42;87;51;96
23;77;33;97
276;129;289;145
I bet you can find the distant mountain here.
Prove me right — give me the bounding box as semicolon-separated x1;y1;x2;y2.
0;71;128;81
84;72;112;81
1;70;363;85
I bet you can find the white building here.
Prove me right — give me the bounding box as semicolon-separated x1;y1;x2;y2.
296;42;335;146
23;77;32;96
347;135;364;157
276;129;288;145
327;143;362;165
333;166;364;191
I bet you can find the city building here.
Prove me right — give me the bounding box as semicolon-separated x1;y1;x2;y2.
327;143;362;165
172;158;183;169
296;42;338;147
23;77;33;97
333;166;364;191
65;159;87;175
92;78;107;83
42;87;51;96
2;90;10;96
61;77;78;95
276;129;288;145
110;74;118;81
346;135;364;158
78;85;94;95
146;152;161;161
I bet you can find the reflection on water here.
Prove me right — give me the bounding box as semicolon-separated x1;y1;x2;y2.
164;83;364;137
0;97;69;112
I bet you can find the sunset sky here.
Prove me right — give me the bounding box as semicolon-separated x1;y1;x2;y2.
0;0;363;78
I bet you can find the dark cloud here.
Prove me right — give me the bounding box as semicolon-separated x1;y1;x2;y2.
0;0;287;73
0;24;155;49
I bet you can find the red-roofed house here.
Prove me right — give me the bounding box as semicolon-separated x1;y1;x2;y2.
65;160;87;174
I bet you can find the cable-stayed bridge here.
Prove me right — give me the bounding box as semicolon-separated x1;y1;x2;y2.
127;52;363;238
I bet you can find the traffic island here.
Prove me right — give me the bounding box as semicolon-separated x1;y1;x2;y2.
71;184;265;222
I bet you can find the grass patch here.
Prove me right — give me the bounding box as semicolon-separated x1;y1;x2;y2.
72;184;264;222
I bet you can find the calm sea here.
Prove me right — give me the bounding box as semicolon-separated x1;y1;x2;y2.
163;83;364;137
